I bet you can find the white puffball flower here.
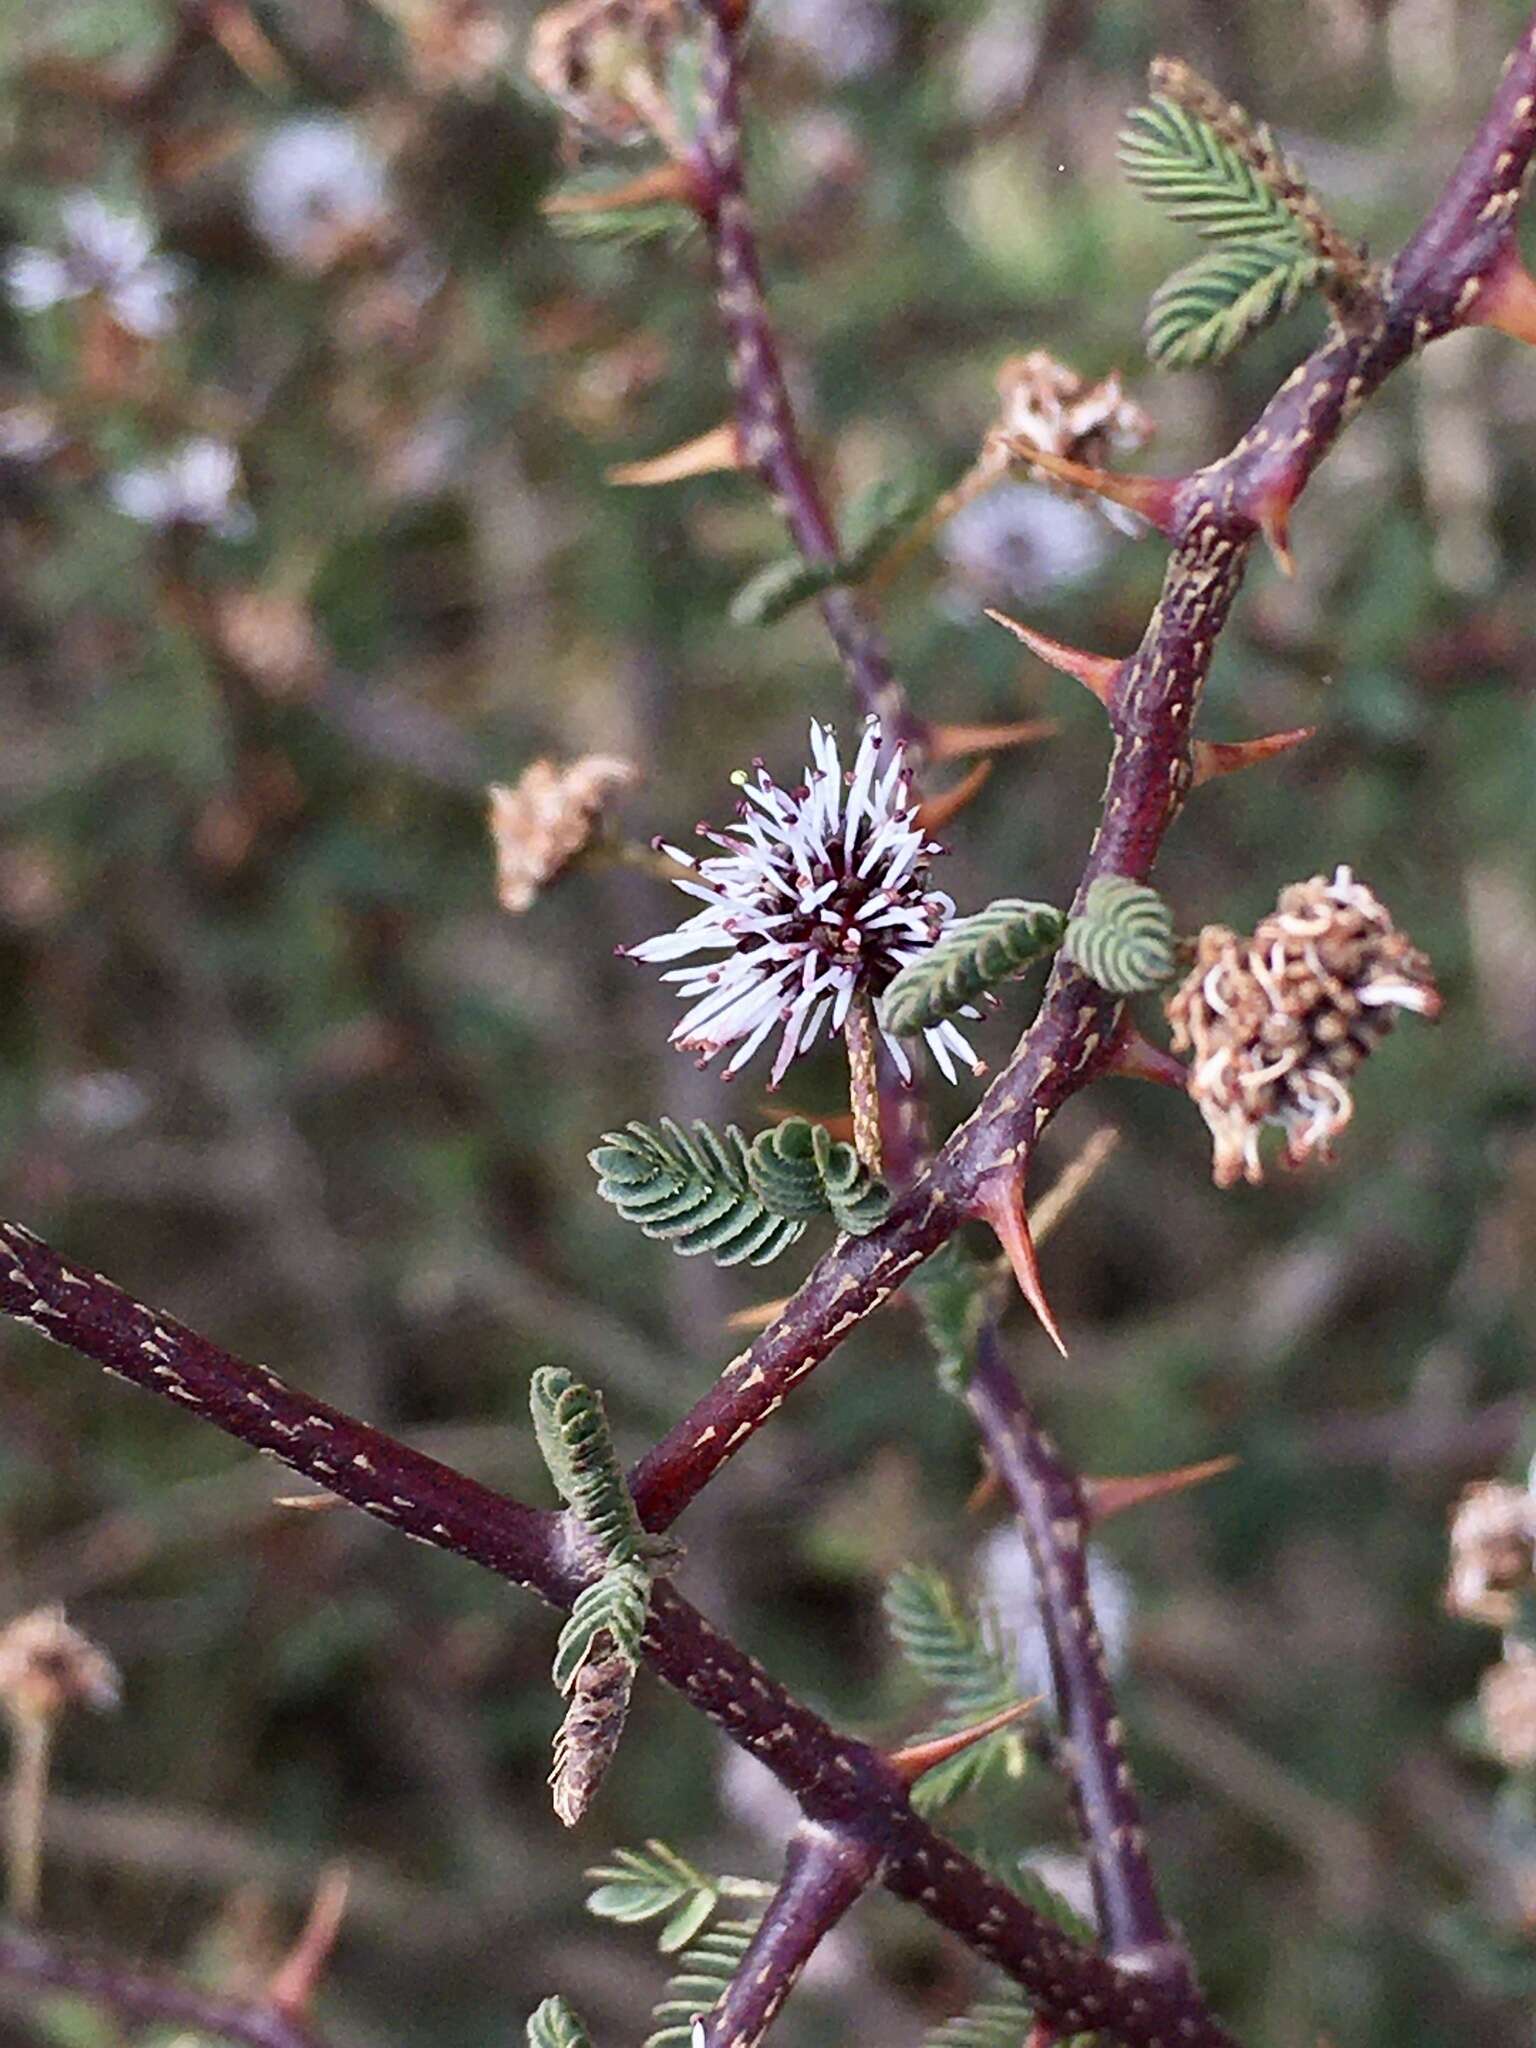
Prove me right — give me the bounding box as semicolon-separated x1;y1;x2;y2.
626;717;982;1089
940;480;1108;602
977;1523;1133;1714
4;194;184;338
108;439;254;540
247;117;393;269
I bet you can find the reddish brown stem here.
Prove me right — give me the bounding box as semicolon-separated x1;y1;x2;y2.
0;1924;331;2048
628;5;1536;1533
967;1322;1188;1987
688;0;922;747
0;1222;1239;2048
698;1826;880;2048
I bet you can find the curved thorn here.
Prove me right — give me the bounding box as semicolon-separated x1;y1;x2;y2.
1192;726;1315;786
608;422;743;486
1467;238;1536;345
975;1172;1069;1358
984;610;1120;708
1000;436;1183;536
928;717;1059;761
917;759;992;832
1084;1455;1240;1524
1107;1028;1189;1090
887;1696;1041;1786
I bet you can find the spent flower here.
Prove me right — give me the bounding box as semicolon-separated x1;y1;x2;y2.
627;718;981;1087
489;756;639;913
4;194;184;338
0;1605;120;1724
1166;867;1439;1188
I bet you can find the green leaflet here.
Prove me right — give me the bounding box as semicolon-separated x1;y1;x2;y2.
589;1117;803;1266
529;1367;646;1563
879;899;1067;1036
528;1996;594;2048
730;477;931;627
552;1561;651;1693
746;1118;891;1235
883;1564;1031;1813
586;1840;723;1952
1063;876;1175;994
1118;96;1306;244
1118;93;1333;365
646;1920;759;2048
1146;241;1326;367
589;1116;889;1267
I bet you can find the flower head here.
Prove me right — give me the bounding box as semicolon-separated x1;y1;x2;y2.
1166;866;1439;1188
247;118;395;272
627;719;981;1087
1446;1479;1535;1628
526;0;685;145
488;755;638;913
109;438;254;539
0;1605;120;1724
4;194;183;338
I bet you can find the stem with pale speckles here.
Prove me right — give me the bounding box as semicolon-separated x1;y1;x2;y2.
0;1222;1240;2048
968;1321;1187;1987
697;1826;880;2048
687;0;921;747
0;1924;331;2048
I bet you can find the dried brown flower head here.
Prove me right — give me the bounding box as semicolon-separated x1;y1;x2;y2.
1446;1480;1536;1627
388;0;511;92
526;0;684;146
211;589;325;701
1481;1644;1536;1771
1165;866;1440;1188
488;755;637;913
0;1605;120;1723
994;350;1155;470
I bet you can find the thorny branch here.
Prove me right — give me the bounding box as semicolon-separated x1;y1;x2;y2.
0;1222;1238;2048
0;1922;331;2048
687;0;920;747
5;10;1536;2048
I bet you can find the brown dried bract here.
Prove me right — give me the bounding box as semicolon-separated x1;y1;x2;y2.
1446;1480;1536;1628
488;755;638;912
526;0;685;146
549;1647;633;1826
1166;867;1439;1188
0;1605;120;1723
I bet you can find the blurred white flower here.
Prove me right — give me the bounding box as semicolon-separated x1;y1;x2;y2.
764;0;895;81
4;194;183;338
954;0;1046;121
978;1524;1133;1712
109;439;254;539
940;480;1107;603
0;404;63;465
627;718;981;1088
247;117;393;270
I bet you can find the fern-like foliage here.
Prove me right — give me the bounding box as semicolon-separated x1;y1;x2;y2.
589;1118;804;1266
1145;241;1326;368
906;1239;992;1395
528;1996;594;2048
746;1118;891;1234
530;1367;646;1563
647;1919;759;2048
926;1982;1034;2048
587;1840;725;1953
1119;96;1305;242
731;478;931;627
1118;94;1332;364
553;1560;651;1693
1063;876;1175;994
880;900;1066;1037
589;1116;889;1264
884;1565;1031;1813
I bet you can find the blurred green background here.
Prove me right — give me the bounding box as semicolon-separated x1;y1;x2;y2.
0;0;1533;2042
